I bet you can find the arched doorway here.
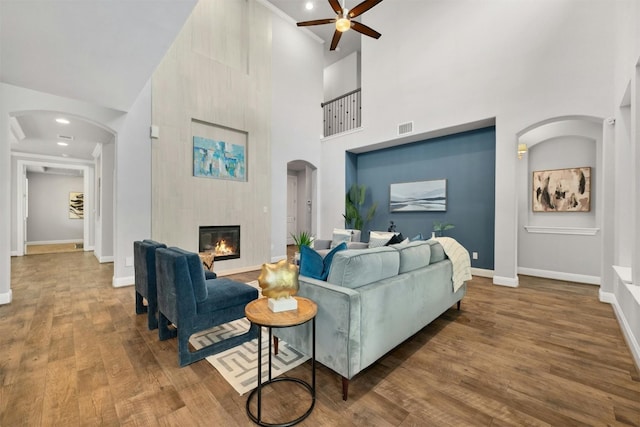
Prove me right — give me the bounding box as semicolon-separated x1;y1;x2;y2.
286;160;317;246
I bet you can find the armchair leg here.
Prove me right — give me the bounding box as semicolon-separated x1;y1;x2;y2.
273;336;279;355
135;292;147;314
158;311;177;341
342;377;349;401
178;323;259;367
147;300;158;330
457;300;461;311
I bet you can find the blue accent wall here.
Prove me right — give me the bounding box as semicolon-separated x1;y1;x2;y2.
352;126;496;269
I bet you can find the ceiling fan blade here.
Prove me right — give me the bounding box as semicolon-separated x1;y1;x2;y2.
297;18;336;27
328;0;343;15
348;0;383;19
351;21;381;39
330;30;342;51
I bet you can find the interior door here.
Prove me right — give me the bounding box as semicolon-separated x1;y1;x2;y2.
287;175;297;245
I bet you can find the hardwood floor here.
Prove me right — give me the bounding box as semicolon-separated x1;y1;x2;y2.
2;251;639;426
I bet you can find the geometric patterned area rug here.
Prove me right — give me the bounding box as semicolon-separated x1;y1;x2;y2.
189;282;310;395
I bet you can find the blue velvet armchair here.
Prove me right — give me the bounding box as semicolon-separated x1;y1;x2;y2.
135;240;217;330
134;240;167;330
155;247;259;367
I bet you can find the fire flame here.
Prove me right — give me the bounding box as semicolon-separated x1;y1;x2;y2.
215;239;235;256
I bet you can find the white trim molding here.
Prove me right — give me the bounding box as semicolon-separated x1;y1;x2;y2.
113;276;134;288
470;268;493;278
523;226;599;235
600;290;640;372
518;267;600;285
0;289;12;305
216;264;264;277
493;275;519;287
99;255;114;263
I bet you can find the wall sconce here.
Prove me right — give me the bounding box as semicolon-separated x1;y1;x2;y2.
517;143;527;159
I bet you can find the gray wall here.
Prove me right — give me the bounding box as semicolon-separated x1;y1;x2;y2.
151;0;272;273
26;172;83;243
517;121;602;283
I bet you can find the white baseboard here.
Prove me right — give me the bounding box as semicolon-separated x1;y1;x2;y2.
10;251;19;257
599;289;615;304
85;245;95;251
27;239;83;245
113;275;134;288
470;268;493;278
98;255;114;263
518;267;600;285
600;290;640;372
493;275;519;287
216;264;263;277
0;289;12;305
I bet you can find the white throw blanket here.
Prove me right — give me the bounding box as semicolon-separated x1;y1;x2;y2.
433;237;472;292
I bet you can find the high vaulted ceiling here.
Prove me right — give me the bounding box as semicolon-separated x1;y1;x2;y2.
1;0;365;164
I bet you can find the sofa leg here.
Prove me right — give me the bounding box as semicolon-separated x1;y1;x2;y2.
273;336;279;355
457;300;461;311
342;377;349;401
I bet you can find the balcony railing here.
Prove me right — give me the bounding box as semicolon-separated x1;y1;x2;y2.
322;88;361;138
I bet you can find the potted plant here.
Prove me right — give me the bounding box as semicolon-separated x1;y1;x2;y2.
290;231;313;263
343;183;377;231
432;221;455;238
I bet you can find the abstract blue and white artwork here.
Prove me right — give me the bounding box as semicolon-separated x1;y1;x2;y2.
193;136;246;181
389;179;447;212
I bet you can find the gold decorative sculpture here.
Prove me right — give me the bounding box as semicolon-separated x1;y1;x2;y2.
258;259;299;312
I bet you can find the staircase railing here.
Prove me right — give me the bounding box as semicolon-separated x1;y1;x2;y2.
322;88;361;137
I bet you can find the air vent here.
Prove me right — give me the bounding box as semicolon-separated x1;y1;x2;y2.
57;134;74;140
398;121;413;135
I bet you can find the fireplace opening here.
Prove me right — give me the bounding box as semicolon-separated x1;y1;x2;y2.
199;225;240;261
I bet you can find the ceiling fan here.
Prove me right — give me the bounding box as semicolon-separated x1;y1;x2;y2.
297;0;383;51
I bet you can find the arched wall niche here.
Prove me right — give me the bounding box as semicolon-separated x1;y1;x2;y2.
516;116;604;284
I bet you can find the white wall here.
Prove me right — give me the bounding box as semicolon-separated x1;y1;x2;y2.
318;0;615;286
605;0;640;369
111;81;151;285
26;172;84;242
270;7;324;262
1;81;152;303
323;51;360;101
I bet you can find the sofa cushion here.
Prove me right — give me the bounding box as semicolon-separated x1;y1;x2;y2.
327;246;400;289
395;240;432;273
385;233;405;245
300;242;347;280
368;231;397;248
331;229;353;248
426;240;447;263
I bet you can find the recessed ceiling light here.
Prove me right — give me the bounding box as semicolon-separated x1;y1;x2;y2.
305;2;313;10
62;154;69;158
56;118;70;124
57;141;68;146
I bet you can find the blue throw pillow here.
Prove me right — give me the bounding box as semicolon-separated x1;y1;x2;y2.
299;242;347;280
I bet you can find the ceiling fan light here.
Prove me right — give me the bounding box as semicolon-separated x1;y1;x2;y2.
336;17;350;32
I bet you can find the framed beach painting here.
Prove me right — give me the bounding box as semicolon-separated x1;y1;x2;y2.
390;179;447;212
532;167;591;212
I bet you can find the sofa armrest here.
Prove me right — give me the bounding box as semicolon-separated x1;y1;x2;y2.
275;275;362;379
313;239;331;250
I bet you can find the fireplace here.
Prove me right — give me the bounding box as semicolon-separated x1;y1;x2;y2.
199;225;240;261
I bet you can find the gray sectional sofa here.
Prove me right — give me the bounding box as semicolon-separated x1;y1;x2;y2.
275;239;467;400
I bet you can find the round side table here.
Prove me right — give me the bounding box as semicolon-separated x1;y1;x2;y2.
245;297;317;427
